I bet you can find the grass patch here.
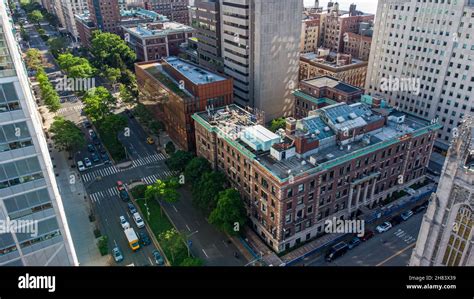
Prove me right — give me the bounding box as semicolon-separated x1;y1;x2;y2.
135;198;189;266
95;123;126;162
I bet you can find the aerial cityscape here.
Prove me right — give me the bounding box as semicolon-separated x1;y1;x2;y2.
0;0;472;277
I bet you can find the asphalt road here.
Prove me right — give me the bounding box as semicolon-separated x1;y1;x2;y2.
304;212;424;266
118;113;158;160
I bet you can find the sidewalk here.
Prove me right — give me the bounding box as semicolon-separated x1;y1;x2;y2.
243;227;283;266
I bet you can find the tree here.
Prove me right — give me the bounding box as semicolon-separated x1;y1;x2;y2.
145;179;180;205
49;116;85;154
120;69;138;97
96;114;127;162
102;67;121;91
119;83;135;103
82;87;116;122
165;141;175;155
184;157;211;187
166;150;193;172
25;48;42;70
192;171;226;216
48;37;68;58
20;26;30;42
209;189;246;236
90;31;136;71
158;229;185;263
28;10;43;25
36;68;60;112
57;53;95;78
269;117;286;132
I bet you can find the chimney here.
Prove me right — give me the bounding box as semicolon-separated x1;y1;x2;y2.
286;117;297;136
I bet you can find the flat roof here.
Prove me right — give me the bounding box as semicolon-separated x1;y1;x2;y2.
124;22;193;38
164;57;226;85
304;76;362;93
301;52;366;68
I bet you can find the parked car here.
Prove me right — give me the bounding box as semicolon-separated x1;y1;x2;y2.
325;242;349;262
347;237;361;250
133;212;145;229
83;120;92;129
360;230;375;242
91;152;99;162
112;246;124;263
101;153;109;162
390;215;404;226
139;232;151;246
127;203;137;214
119;190;130;202
119;216;130;230
401;210;414;221
98;145;106;154
146;137;155;145
88;129;96;139
77;160;86;172
376;222;393;233
93;138;100;145
84;157;92;167
87;144;95;152
152;250;164;265
116;181;125;191
414;205;427;214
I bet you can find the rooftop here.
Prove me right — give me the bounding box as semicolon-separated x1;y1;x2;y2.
303;76;362;94
123;22;193;38
163;57;226;85
193;103;442;182
120;8;169;22
301;51;367;69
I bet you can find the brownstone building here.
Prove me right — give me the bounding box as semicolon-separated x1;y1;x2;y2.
294;76;363;118
193;103;441;252
135;57;233;151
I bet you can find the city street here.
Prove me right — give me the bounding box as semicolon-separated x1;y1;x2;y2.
302;212;424;266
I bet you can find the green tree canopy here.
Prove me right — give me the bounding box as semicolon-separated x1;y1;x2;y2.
48;37;69;58
184;157;212;187
49;116;85;152
82;87;115;122
209;189;246;236
192;171;226;216
269;117;286;132
57;53;95;78
158;229;185;263
145;179;180;204
25;48;42;70
90;31;136;71
28;9;43;24
179;257;203;266
167;150;194;172
36;68;60;112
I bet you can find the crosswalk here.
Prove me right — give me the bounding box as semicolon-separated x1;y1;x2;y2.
58;103;84;114
141;171;178;185
81;153;167;183
393;228;417;244
89;186;120;203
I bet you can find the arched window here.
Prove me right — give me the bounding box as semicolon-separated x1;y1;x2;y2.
442;205;473;266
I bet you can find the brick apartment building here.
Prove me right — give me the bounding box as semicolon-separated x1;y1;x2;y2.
293;76;364;118
144;0;190;25
123;22;194;61
135;57;233;151
343;32;372;61
301;17;320;54
192;103;441;252
299;49;368;88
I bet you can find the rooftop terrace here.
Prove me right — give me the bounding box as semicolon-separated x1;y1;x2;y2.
301;52;366;69
123;22;193;38
303;76;362;93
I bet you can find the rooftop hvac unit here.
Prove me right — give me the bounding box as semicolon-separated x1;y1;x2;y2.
177;64;183;69
349;112;357;119
207;75;214;82
309;156;317;165
324;126;330;132
301;160;307;166
315;129;321;135
336;116;345;123
182;66;189;71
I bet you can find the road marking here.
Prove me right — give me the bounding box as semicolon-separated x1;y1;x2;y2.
185;224;191;231
376;243;416;266
173;205;178;212
148;257;153;266
202;249;209;258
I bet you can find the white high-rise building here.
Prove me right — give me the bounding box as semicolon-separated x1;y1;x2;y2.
61;0;88;40
220;0;303;122
410;116;473;266
0;2;78;266
365;0;474;151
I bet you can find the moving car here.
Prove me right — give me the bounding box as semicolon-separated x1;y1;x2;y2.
127;203;137;214
152;250;164;265
413;205;427;214
138;232;151;246
77;160;86;172
376;222;393;233
401;210;414;221
119;216;130;230
360;230;374;241
390;215;404;226
116;181;125;191
84;157;92;167
347;237;361;250
133;212;145;228
87;144;95;152
91;152;99;163
146;137;155;145
101;153;109;162
112;247;124;263
325;242;348;262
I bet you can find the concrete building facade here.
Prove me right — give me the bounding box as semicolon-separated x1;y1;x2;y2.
410;116;473;266
220;0;303;122
0;2;78;266
365;0;474;151
61;0;89;40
